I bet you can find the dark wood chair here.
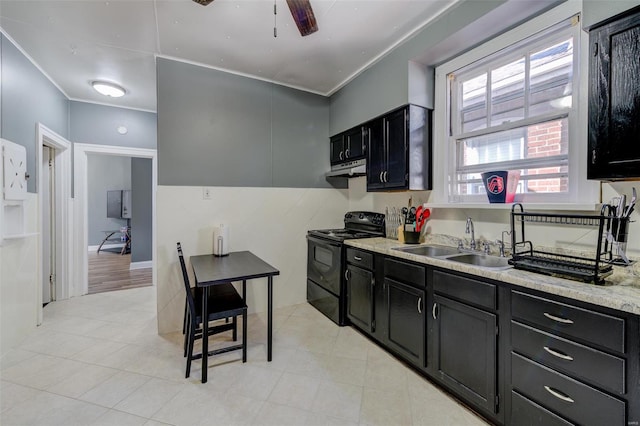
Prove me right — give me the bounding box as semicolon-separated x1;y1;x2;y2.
177;242;247;378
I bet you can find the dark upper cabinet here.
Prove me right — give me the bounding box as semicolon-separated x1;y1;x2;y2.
588;7;640;180
365;118;385;189
330;134;345;165
344;127;365;160
330;127;365;166
366;105;432;191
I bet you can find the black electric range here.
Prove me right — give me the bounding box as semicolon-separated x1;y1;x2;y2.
306;211;385;325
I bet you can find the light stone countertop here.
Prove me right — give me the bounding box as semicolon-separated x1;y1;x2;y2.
345;237;640;316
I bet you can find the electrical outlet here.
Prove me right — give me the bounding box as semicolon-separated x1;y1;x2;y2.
203;187;212;200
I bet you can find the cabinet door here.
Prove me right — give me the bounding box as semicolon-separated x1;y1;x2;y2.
330;134;345;165
588;10;640;179
366;118;386;191
344;127;365;160
384;107;408;189
385;278;425;368
432;294;498;414
346;264;375;333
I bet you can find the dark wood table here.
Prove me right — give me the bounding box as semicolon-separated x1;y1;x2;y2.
190;251;280;383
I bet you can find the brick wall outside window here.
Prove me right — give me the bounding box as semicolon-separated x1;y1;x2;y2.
526;119;568;193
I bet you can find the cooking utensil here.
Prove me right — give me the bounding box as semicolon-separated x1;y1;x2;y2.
416;208;430;232
624;187;636;217
415;206;423;226
618;194;626;218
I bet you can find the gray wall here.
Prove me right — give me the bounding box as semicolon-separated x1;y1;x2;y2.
157;58;330;188
1;34;69;192
328;0;563;135
582;0;640;29
131;157;152;263
87;154;131;246
70;101;156;149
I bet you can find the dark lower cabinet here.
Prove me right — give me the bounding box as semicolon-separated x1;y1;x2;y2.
509;289;638;426
432;293;498;416
385;277;425;368
342;246;640;426
511;353;625;425
510;391;573;426
346;264;374;333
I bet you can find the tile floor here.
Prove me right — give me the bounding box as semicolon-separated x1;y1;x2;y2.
1;286;489;425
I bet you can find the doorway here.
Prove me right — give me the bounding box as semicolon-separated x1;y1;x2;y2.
86;153;152;294
36;124;71;325
42;145;55;305
74;143;157;296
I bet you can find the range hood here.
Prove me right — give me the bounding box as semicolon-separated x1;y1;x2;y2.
325;159;366;178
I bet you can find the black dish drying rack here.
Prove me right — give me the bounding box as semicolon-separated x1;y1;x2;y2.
509;203;631;285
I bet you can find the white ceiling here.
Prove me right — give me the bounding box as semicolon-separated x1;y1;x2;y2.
0;0;457;112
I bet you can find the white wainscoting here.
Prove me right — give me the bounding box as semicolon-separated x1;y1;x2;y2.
156;185;348;334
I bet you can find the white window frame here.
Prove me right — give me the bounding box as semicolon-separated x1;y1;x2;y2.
432;1;598;207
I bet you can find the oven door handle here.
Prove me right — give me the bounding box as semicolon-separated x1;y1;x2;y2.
306;235;342;248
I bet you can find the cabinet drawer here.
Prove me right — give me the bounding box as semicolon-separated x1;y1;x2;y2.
512;321;625;394
346;248;373;270
433;270;496;311
511;291;625;353
512;353;625;426
511;391;573;426
384;258;424;288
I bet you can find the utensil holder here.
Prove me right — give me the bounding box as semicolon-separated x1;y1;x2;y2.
610;216;630;260
403;231;421;244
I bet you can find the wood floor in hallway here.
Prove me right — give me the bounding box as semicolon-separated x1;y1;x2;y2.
88;250;152;294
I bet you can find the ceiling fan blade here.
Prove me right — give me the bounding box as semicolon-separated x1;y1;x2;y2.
286;0;318;37
192;0;215;6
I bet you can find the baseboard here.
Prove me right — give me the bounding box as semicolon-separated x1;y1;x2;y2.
130;261;152;270
88;243;124;252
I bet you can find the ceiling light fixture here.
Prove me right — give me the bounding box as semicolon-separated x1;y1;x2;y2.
91;81;126;97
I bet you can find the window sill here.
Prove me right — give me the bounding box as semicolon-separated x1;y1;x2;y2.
424;203;601;212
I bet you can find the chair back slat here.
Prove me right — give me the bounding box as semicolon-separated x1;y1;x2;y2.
177;242;197;318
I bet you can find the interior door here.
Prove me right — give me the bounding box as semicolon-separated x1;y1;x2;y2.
42;146;56;304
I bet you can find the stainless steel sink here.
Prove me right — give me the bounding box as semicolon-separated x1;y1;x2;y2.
392;245;460;257
446;253;512;270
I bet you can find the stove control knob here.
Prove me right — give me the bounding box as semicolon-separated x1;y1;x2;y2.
359;213;364;219
346;213;352;219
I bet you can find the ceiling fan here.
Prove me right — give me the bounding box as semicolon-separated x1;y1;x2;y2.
192;0;318;37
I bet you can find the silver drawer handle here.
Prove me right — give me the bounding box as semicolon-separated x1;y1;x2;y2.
543;346;574;361
544;386;574;403
432;303;438;319
344;270;349;281
417;297;422;314
543;312;574;324
354;256;362;261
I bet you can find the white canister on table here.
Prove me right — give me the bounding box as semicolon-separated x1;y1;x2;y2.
213;223;229;256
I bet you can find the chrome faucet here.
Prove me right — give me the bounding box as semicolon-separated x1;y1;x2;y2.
465;217;476;251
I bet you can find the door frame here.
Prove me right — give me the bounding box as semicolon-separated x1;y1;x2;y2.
73;143;157;295
36;123;72;325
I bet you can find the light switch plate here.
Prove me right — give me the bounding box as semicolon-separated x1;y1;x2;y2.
2;139;28;201
203;187;212;200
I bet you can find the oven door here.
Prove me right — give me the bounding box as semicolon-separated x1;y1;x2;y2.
307;235;342;295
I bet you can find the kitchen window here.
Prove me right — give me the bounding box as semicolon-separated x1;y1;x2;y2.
436;5;596;206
